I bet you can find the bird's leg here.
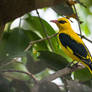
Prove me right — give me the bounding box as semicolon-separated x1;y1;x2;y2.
67;60;79;68
67;61;74;68
73;62;79;67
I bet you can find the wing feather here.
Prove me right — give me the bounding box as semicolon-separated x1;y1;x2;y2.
59;33;91;62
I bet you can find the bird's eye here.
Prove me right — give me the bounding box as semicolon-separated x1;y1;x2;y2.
58;20;67;24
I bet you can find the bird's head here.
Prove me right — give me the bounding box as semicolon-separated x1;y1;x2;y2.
50;17;71;30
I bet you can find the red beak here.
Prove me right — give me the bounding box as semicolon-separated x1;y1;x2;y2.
50;20;58;23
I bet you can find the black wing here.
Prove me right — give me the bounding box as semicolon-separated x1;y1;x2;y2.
59;33;92;70
59;33;90;61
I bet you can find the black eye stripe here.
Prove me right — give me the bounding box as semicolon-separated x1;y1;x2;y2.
58;20;67;24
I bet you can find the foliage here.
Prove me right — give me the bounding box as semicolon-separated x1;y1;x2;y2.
0;0;92;92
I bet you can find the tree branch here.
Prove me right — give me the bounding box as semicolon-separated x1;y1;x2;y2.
1;70;38;83
40;65;83;82
73;5;82;36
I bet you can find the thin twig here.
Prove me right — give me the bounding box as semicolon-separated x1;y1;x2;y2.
78;34;92;43
0;59;18;69
73;5;82;37
36;9;54;52
1;69;38;83
76;0;87;8
24;33;58;52
19;17;22;31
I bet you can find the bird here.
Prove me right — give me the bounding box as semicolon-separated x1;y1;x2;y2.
50;17;92;74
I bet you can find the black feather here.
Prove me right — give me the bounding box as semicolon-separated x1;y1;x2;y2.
59;33;92;70
59;33;88;58
58;20;67;24
59;33;92;65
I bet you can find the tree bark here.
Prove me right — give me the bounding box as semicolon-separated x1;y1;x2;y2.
0;0;64;24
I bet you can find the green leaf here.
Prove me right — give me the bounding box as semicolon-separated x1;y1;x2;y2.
0;28;29;65
25;15;56;37
38;51;69;71
3;62;29;80
84;24;90;35
23;29;48;51
81;23;90;36
0;27;49;66
25;15;58;52
74;68;92;81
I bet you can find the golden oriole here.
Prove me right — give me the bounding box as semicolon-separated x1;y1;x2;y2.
51;17;92;74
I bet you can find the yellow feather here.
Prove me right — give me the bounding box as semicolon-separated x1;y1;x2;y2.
52;17;92;74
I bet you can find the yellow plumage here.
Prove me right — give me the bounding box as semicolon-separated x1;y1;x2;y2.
51;17;92;74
